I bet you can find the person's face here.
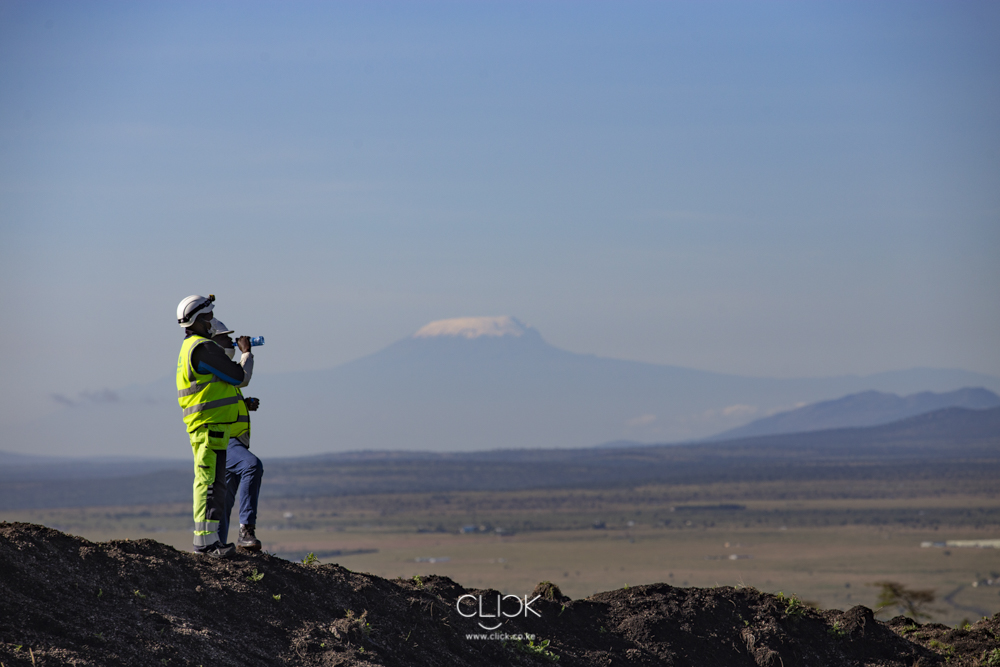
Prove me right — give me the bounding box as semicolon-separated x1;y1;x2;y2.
212;332;234;348
191;312;213;336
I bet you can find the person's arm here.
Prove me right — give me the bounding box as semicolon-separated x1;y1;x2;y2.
236;336;253;388
238;351;254;388
191;342;245;385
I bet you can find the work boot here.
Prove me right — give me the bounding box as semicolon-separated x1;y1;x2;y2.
238;524;262;551
198;541;236;559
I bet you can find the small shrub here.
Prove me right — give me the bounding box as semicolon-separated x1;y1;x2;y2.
870;581;935;620
778;593;805;618
928;639;955;659
302;552;319;566
412;575;424;589
508;638;559;662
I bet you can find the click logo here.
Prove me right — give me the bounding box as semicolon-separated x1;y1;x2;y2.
456;593;542;631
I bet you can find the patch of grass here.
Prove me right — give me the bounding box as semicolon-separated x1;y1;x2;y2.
301;552;319;566
508;638;560;662
983;648;1000;666
827;621;846;639
776;592;805;618
900;623;919;635
412;575;424;589
247;568;264;583
928;639;955;660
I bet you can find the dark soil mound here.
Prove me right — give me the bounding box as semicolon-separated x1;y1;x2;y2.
1;522;997;666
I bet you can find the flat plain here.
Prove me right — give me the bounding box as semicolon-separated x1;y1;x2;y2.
6;478;998;628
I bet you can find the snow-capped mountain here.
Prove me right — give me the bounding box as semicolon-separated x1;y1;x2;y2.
7;316;1000;457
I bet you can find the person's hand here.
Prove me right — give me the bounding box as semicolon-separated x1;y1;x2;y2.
245;397;260;411
236;336;251;353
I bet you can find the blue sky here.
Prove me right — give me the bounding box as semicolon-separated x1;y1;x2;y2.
1;1;998;426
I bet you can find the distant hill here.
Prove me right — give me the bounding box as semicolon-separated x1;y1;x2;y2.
706;387;1000;441
5;316;1000;457
3;404;996;510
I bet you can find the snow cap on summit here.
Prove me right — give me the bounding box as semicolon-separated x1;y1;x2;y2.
413;316;528;339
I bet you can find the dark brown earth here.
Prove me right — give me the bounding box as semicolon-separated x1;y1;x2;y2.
1;522;997;666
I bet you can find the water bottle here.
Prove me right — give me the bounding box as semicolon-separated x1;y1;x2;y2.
238;336;265;347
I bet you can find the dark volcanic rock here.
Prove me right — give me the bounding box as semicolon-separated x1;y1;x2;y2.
1;522;997;666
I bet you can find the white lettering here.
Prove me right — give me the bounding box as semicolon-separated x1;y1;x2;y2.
523;595;542;618
456;594;477;618
502;593;523;618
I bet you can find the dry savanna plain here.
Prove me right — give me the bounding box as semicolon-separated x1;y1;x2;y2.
7;476;998;628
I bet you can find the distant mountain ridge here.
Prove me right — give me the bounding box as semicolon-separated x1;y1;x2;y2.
706;387;1000;441
2;404;997;509
5;316;1000;457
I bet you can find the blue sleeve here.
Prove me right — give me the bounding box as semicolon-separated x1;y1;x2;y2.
197;360;243;385
190;340;246;385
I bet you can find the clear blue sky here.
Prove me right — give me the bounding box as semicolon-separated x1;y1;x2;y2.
1;1;998;426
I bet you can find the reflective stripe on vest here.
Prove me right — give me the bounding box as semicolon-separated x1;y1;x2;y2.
176;336;240;432
181;396;239;417
177;377;220;398
230;389;251;439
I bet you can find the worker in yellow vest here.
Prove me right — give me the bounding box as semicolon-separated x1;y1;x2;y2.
175;294;249;558
209;318;264;552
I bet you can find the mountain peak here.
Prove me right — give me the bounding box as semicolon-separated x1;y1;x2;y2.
413;316;528;339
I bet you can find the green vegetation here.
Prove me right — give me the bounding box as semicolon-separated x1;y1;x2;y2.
983;648;1000;666
133;590;146;599
6;471;999;628
871;581;935;620
928;639;955;660
301;552;319;565
827;621;846;639
272;594;281;601
776;592;806;618
247;568;265;583
508;638;560;662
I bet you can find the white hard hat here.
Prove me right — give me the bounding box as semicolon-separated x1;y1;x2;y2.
176;294;215;327
208;317;234;336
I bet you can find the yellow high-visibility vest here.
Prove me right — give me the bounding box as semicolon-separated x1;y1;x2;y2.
176;335;240;432
230;388;250;440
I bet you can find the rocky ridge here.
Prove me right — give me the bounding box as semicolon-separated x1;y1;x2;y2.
1;522;998;666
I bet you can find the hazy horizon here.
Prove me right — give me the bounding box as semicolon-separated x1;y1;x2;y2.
2;1;998;432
